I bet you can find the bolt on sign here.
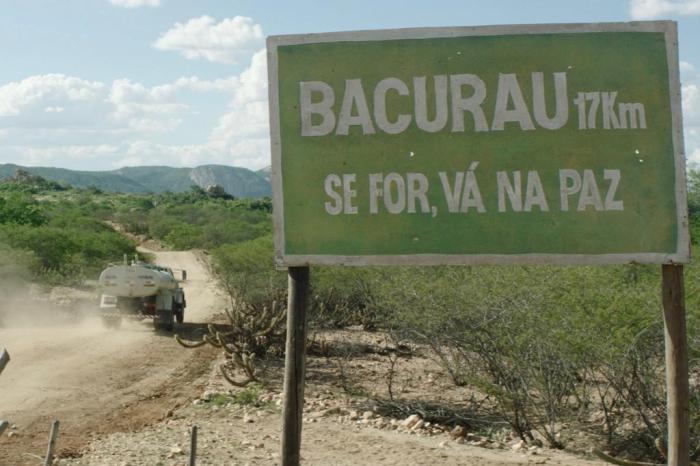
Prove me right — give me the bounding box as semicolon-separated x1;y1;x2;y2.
267;21;689;267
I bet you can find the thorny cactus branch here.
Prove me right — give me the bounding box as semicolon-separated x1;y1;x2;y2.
220;364;257;387
593;441;700;466
174;335;207;348
176;299;287;387
593;449;663;466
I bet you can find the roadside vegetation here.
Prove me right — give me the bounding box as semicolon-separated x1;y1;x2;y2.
191;169;700;463
3;168;700;462
0;174;136;286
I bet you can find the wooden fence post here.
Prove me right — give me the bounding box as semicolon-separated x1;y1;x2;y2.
189;425;197;466
0;348;9;438
662;264;690;466
43;420;60;466
0;348;9;375
280;266;310;466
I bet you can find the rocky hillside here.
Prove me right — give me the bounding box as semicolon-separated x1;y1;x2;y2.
0;164;271;198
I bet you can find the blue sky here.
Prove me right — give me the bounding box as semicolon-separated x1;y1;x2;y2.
0;0;699;171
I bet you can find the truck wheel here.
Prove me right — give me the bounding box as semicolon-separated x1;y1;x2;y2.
154;310;174;332
173;303;184;324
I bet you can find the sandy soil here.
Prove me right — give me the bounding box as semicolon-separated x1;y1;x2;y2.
0;249;223;466
56;346;608;466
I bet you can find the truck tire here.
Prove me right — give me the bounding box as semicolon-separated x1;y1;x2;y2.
154;309;174;332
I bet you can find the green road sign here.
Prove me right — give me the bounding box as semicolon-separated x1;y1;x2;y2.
267;21;689;266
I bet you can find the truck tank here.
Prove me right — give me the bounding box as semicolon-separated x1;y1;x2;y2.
98;264;177;298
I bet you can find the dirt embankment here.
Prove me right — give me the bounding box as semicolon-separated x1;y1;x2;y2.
0;249;224;466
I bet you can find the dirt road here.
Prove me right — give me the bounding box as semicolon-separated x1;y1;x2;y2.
0;250;222;466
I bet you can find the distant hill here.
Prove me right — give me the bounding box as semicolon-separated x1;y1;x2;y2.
257;165;272;182
0;164;148;193
0;164;271;198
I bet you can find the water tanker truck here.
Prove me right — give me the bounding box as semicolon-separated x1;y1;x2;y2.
98;257;186;331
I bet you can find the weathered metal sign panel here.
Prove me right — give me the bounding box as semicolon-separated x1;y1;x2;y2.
267;21;689;266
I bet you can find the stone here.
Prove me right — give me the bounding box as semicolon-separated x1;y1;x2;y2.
348;410;359;421
450;425;467;439
411;419;425;431
401;414;421;429
362;410;374;420
324;406;346;416
169;445;183;455
308;411;325;419
511;439;526;451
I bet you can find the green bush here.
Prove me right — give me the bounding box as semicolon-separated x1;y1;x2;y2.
112;194;271;250
310;266;382;328
206;235;287;386
0;242;38;284
369;264;691;457
0;194;46;226
213;235;286;307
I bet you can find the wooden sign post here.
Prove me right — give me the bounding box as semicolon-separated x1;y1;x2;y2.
662;264;690;466
281;267;309;466
268;21;691;465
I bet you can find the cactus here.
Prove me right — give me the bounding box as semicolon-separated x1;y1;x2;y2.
175;299;286;387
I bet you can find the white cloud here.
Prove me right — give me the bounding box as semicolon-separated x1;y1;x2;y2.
116;49;271;169
231;49;267;106
681;60;700;166
153;16;264;64
208;49;269;166
0;49;272;170
629;0;700;19
108;79;188;132
684;84;700;121
110;0;160;8
0;73;238;137
0;74;106;122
